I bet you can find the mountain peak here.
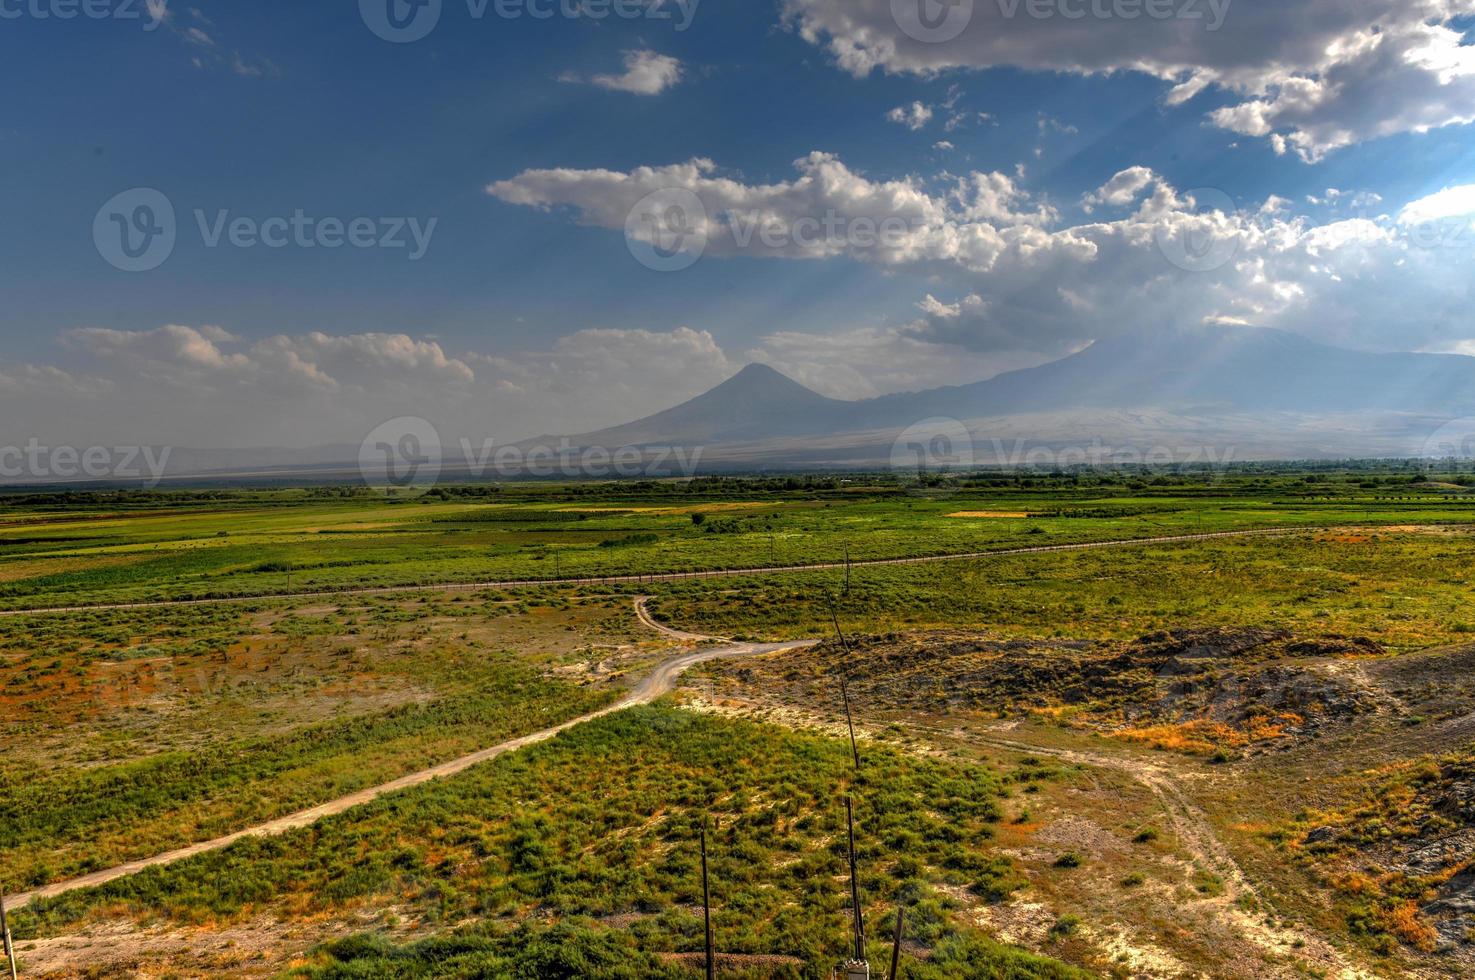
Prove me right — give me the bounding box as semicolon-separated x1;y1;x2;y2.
725;361;805;387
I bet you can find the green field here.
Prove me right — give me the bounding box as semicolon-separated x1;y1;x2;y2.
4;469;1475;978
2;471;1473;610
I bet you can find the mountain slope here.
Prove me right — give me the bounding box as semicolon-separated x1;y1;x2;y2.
560;362;850;447
564;327;1475;455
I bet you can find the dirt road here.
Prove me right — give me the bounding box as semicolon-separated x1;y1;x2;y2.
7;602;812;912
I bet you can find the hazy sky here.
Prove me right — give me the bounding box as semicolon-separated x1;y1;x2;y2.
3;0;1475;448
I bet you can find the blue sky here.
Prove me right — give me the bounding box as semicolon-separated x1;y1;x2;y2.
3;0;1475;446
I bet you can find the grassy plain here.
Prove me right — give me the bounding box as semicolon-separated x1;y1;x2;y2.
2;471;1473;609
3;470;1475;978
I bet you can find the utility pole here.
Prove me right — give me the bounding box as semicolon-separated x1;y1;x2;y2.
844;542;852;594
840;676;861;771
888;904;905;980
700;824;716;980
1;889;17;980
845;797;869;978
827;593;861;769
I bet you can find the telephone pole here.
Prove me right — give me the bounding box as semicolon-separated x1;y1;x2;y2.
827;593;861;769
845;797;869;979
888;904;905;980
1;889;17;980
700;824;716;980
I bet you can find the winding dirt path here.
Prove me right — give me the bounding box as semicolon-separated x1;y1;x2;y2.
943;725;1375;978
7;600;812;912
0;526;1320;618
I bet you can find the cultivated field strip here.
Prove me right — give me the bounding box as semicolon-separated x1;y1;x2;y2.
0;526;1313;617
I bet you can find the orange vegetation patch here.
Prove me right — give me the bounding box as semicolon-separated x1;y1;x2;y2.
946;511;1031;519
1383;901;1439;952
1111;715;1301;755
1317;534;1371;544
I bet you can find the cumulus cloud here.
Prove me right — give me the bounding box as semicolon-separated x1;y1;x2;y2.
584;50;684;95
64;326;473;392
489;153;1066;270
886;101;934;130
491;150;1475;358
1399;184;1475;225
1082;167;1160;212
3;325;746;448
782;0;1475;158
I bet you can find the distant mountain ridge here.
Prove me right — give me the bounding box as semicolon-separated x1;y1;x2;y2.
563;326;1475;455
11;326;1474;486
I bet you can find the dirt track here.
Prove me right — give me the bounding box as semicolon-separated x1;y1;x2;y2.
7;601;813;912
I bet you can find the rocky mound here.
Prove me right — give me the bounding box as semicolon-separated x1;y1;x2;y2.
714;627;1387;754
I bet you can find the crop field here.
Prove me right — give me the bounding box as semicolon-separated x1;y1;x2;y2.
2;470;1475;978
2;472;1473;610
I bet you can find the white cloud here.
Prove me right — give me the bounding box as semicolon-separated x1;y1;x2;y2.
492;150;1475;358
65;326;474;393
886;101;933;130
586;50;684;95
783;0;1475;158
1400;184;1475;225
1082;167;1160;212
5;326;746;448
490;153;1064;270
